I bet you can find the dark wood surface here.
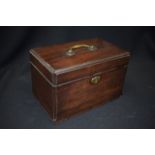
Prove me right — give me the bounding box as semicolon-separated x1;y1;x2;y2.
31;66;54;119
56;67;127;120
30;38;130;121
31;38;129;71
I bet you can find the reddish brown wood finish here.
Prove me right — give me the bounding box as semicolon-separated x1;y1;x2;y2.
30;38;130;121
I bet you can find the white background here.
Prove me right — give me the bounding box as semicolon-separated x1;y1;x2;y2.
0;0;154;26
0;130;155;155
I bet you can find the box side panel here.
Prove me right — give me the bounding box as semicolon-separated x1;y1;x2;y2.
56;66;128;121
31;65;55;120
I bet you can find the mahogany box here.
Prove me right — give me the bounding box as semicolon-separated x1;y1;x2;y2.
29;38;130;121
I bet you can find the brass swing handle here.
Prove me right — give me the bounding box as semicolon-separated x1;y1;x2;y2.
65;44;97;56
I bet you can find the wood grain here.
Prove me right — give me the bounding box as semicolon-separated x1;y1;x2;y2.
30;38;130;121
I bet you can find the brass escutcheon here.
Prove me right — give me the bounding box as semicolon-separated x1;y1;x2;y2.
90;75;101;85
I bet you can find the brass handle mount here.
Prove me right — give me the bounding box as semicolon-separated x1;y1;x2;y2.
66;44;97;56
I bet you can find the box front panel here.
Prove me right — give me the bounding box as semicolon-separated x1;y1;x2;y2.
56;66;127;120
56;56;129;84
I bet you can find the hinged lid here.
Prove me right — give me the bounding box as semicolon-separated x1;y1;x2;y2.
30;38;130;86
